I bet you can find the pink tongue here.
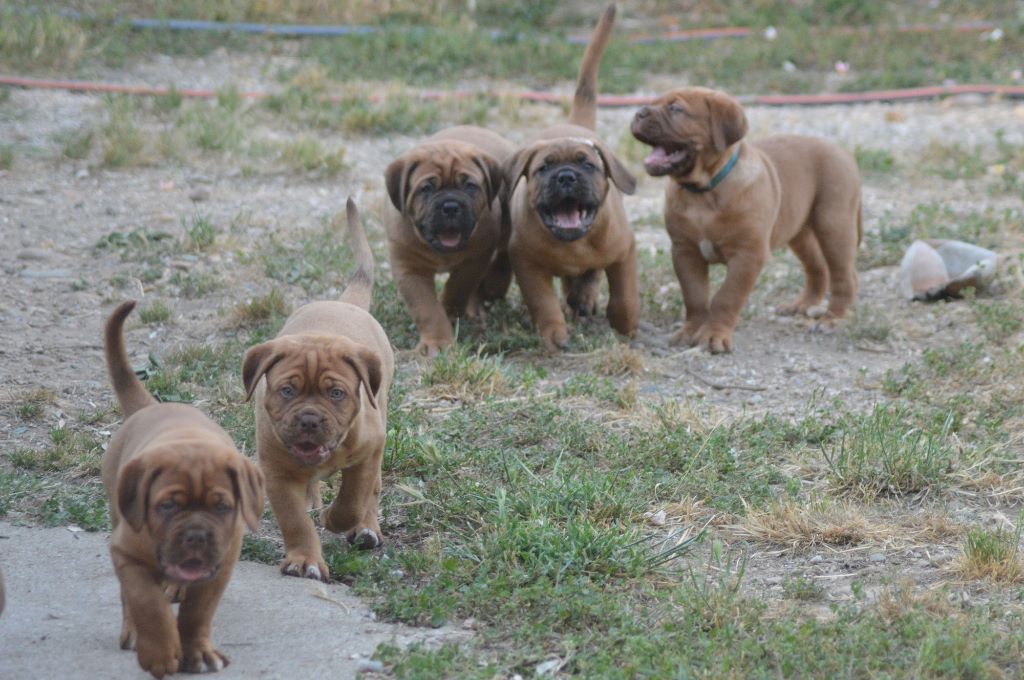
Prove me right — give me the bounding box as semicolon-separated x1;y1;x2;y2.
169;564;209;582
439;231;461;247
644;146;670;168
554;209;583;230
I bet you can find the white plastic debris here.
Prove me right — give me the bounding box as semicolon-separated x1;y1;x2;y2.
897;239;999;301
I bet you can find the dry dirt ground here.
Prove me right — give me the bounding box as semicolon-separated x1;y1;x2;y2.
1;48;1024;671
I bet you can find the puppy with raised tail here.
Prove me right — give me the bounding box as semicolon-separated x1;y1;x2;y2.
505;3;639;352
243;199;394;582
385;126;512;356
102;301;265;678
631;87;862;353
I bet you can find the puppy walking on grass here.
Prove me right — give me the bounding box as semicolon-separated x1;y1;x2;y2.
631;87;862;353
505;3;640;352
102;301;265;679
243;199;394;582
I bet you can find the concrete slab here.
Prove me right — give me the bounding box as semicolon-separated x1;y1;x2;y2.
0;523;457;679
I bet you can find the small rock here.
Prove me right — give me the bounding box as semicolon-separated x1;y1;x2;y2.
189;187;211;202
17;248;54;262
20;268;72;279
869;553;885;563
646;509;667;526
810;554;824;564
75;168;89;179
356;659;385;674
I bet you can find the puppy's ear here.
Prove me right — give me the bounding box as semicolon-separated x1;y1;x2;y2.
503;144;538;193
241;341;284;402
384;156;419;212
707;93;748;153
117;458;160;532
347;348;384;411
471;151;504;206
593;141;638;195
230;458;265;532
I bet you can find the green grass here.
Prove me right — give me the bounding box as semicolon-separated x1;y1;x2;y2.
822;406;954;497
101;96;146;167
232;288;289;327
854;145;895;174
277;135;347;175
182;214;217;252
959;520;1024;583
258;218;355;293
138;300;172;324
0;143;13;170
56;127;94;160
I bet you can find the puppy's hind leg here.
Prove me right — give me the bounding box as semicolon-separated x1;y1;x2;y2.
322;446;384;550
777;228;829;318
562;269;601;318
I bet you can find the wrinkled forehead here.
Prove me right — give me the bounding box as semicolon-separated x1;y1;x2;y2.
150;456;236;500
410;144;483;181
533;138;602;165
267;339;360;383
652;89;705;112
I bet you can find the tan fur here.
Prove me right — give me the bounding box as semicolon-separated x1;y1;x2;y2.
631;87;862;353
384;125;513;356
102;301;265;679
505;3;639;352
243;200;394;582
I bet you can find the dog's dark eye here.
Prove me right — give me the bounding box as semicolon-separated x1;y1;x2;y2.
328;387;345;401
669;103;684;114
213;501;232;515
419;181;434;195
537;164;549;174
157;499;178;514
581;160;597;172
463;180;478;191
280;385;295;399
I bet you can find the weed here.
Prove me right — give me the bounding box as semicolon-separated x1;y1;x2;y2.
260;220;353;293
56;127;94;160
138;300;172;324
823;406;953;497
168;270;221;298
973;299;1023;343
241;535;281;565
178;102;243;151
920;141;987;180
854;146;895;174
842;304;891;344
233;288;289;327
155;85;184;113
0;9;86;70
958;520;1024;583
12;387;56;420
0;143;13;170
278;136;347;175
101;97;146;167
421;345;509;400
783;575;826;601
183;214;216;252
9;426;103;476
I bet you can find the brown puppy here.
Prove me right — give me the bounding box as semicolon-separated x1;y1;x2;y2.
385;126;512;356
505;4;638;352
102;301;265;679
631;87;862;353
243;199;394;582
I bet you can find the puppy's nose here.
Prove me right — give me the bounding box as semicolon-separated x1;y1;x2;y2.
299;413;322;433
184;529;210;548
556;169;577;187
441;200;461;217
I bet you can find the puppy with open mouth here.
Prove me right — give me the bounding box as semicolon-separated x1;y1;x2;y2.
631;86;862;353
243;199;393;582
504;4;639;352
102;301;265;678
385;126;511;356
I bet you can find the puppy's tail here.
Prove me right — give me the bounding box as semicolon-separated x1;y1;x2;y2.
104;301;157;417
339;197;375;311
568;3;617;131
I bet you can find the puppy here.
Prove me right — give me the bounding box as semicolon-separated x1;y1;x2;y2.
102;301;265;679
631;87;862;353
385;126;512;356
243;199;394;582
505;4;638;352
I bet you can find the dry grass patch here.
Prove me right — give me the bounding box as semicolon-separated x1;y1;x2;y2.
421;345;509;401
591;343;645;377
232;289;289;327
730;498;895;552
954;522;1024;584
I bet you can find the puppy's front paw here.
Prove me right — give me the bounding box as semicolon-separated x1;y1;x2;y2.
415;337;450;359
281;553;330;582
136;636;181;679
181;639;229;673
693;325;733;354
669;319;704;347
539;324;569;353
346;526;383;550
